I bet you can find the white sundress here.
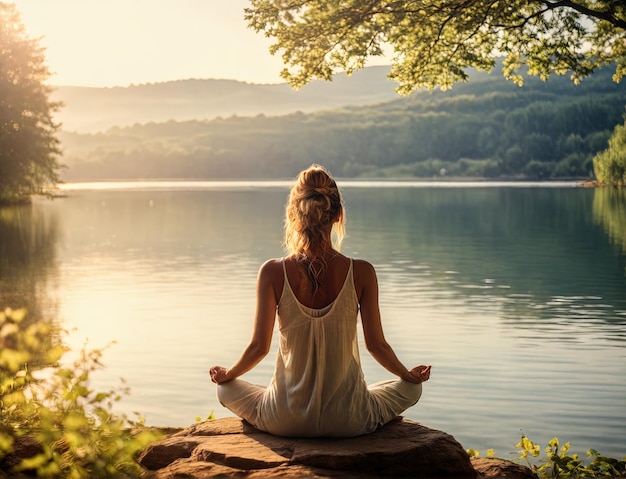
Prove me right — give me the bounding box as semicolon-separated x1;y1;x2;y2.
216;258;423;437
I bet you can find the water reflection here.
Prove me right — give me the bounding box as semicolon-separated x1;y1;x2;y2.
342;187;626;335
0;203;59;323
593;187;626;259
53;189;285;261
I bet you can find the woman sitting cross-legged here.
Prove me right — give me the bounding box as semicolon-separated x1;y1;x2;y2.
210;164;431;438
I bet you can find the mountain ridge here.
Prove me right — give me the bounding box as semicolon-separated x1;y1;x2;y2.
57;63;626;181
51;66;403;133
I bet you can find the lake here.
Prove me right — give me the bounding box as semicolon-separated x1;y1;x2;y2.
1;181;625;459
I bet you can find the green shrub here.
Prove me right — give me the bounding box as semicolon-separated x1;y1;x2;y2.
469;435;626;479
0;308;160;478
593;119;626;186
516;435;626;479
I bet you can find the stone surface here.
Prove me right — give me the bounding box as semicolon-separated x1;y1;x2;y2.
0;435;43;470
471;457;535;479
138;417;479;478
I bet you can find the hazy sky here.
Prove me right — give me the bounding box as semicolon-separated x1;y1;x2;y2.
12;0;292;87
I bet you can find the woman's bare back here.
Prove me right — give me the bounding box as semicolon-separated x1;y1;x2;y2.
283;254;351;309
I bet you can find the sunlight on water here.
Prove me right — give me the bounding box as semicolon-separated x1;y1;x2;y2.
2;182;624;458
58;180;295;191
58;180;581;191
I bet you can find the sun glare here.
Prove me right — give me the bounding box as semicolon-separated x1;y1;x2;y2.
11;0;285;87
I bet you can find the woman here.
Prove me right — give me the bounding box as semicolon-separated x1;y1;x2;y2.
210;164;431;437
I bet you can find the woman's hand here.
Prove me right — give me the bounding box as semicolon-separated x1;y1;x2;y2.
210;366;230;384
406;365;432;384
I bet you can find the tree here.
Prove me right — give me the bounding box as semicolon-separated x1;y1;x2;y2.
593;117;626;185
245;1;626;94
0;2;62;204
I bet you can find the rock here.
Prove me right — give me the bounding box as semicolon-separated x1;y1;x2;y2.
138;417;478;478
471;457;535;479
0;434;43;470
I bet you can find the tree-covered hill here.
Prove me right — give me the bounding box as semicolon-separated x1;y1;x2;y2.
51;66;401;133
59;65;626;181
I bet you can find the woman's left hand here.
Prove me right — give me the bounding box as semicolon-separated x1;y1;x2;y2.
210;366;229;384
407;365;431;384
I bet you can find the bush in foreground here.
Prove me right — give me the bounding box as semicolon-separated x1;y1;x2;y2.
0;308;160;478
468;435;626;479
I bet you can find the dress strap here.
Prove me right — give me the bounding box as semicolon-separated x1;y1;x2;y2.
282;258;288;281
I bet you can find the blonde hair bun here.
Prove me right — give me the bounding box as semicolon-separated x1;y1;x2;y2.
284;165;345;293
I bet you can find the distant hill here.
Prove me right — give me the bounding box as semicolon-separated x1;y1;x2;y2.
51;66;403;133
58;63;626;181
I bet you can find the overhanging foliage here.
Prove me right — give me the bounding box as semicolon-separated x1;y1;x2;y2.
245;0;626;93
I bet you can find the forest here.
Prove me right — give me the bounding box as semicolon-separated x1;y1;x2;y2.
59;65;626;181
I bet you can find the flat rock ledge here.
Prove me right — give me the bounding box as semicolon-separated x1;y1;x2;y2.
138;417;533;479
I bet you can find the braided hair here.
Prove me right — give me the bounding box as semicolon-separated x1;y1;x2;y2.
284;165;345;295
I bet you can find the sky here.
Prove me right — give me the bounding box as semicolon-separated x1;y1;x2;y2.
11;0;295;87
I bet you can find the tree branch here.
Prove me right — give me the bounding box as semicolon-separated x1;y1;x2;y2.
536;0;626;29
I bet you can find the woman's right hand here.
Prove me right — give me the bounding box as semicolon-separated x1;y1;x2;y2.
407;365;431;384
210;366;230;384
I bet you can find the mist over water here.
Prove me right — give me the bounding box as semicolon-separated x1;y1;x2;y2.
1;182;624;458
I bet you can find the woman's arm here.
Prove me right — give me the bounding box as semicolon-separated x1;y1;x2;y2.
356;260;431;384
210;259;280;384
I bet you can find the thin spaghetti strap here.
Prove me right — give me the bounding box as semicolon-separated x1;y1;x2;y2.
282;258;290;286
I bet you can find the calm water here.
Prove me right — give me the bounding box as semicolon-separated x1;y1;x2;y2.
1;181;625;458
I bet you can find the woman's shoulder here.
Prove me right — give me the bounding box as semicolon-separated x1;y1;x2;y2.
259;258;284;278
352;258;378;300
258;258;285;303
352;257;376;276
351;258;378;298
